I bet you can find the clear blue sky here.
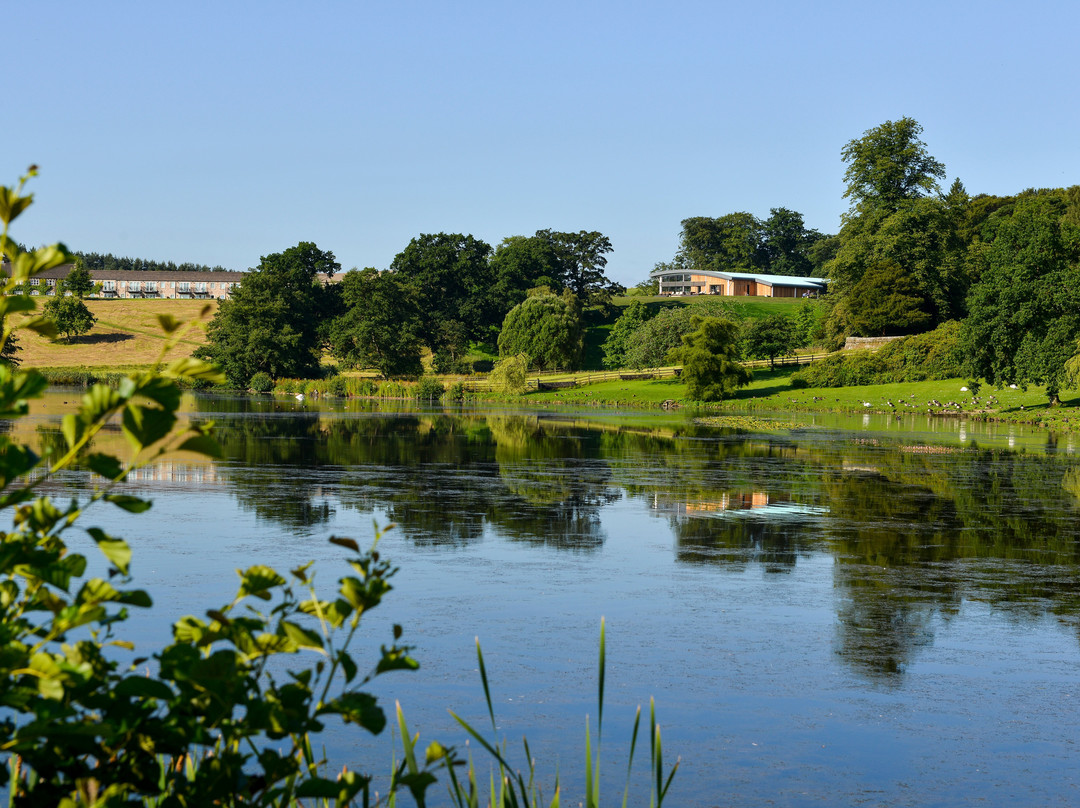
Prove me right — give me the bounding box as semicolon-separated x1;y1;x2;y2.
10;0;1079;286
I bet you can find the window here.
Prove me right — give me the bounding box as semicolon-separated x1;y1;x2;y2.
178;282;190;292
145;281;157;291
129;281;141;292
102;280;115;291
195;282;207;293
30;278;39;286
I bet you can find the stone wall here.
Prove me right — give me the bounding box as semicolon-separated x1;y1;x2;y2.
843;335;906;351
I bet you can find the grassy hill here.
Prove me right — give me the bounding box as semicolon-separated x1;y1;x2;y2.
11;299;215;370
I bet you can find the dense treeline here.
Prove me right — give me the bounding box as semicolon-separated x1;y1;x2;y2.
194;116;1080;403
74;250;233;273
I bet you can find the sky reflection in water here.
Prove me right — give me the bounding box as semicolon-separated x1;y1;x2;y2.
23;394;1080;806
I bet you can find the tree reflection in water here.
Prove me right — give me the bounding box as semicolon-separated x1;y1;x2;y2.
191;402;1080;679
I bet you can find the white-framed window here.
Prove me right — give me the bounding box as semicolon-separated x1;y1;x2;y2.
30;278;39;286
129;280;141;292
102;280;115;291
145;281;157;291
195;282;207;293
178;282;190;292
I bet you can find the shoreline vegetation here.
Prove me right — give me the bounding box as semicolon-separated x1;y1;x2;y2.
11;299;1079;435
33;361;1080;435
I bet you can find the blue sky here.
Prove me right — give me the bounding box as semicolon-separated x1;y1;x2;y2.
9;0;1079;286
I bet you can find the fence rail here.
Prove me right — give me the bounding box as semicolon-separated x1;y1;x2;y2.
464;352;827;392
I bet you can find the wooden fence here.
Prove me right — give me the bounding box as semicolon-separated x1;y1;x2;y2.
465;353;827;392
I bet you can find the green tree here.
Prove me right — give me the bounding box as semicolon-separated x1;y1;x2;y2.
497;290;583;370
760;207;824;277
962;195;1080;404
43;294;96;340
623;306;694;369
489;352;530;394
668;315;753;401
329;267;425;378
62;255;95;297
602;300;652;368
537;229;622;304
200;241;340;386
390;233;495;353
743;314;799;368
677;213;764;273
841;117;946;212
489;234;565;311
846;260;933;337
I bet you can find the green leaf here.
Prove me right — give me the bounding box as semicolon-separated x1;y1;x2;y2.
318;691;386;734
88;528;132;575
328;536;360;553
376;647;419;674
114;676;174;701
121;404;176;454
157;313;182;334
105;494;152;513
295;778;345;799
22;316;58;339
280;620;324;651
175;434;221;457
238;565;286;599
134;377;181;411
165;356;225;383
338;650;358;683
85;453;125;480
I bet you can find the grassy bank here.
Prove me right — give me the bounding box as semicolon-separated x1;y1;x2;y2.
11;298;214;368
520;366;1080;432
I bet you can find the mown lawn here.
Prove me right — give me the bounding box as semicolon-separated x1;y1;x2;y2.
11;298;216;368
522;365;1080;431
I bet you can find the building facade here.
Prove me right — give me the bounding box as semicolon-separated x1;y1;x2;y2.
2;262;246;300
650;268;827;298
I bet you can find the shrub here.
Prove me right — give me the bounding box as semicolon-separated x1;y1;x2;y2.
275;377;299;394
354;378;379;396
327;375;348;397
789;374;810;389
794;321;964;388
490;353;530;395
472;358;495;373
249;371;273;392
415;375;444;401
445;380;468;402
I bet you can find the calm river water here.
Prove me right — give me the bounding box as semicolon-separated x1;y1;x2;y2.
22;393;1080;806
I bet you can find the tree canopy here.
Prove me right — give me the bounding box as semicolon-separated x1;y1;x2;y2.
199;242;339;386
962;195;1080;404
43;295;96;341
497;290;584;371
841;117;946;212
668;316;752;401
390;233;495;353
329;268;424;378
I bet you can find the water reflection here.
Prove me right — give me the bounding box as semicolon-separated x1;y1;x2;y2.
20;396;1080;682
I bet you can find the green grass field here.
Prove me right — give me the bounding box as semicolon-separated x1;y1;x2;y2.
522;365;1080;432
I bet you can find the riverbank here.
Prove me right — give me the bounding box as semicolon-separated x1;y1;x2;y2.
518;366;1080;433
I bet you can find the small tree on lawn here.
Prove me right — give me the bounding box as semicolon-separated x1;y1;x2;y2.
743;314;799;368
63;256;95;298
43;295;96;341
669;315;753;401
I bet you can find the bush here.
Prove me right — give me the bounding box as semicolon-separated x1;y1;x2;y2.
445;380;468;402
415;375;444;401
789;374;810;389
794;321;964;388
327;375;348;397
472;358;495;373
249;371;273;392
490;353;530;395
354;378;379;396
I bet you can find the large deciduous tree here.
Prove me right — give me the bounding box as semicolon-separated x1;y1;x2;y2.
329;268;424;378
668;316;752;401
601;300;652;369
678;213;765;273
200;241;340;387
497;290;583;371
845;260;933;337
962;195;1080;404
841;117;946;213
390;233;494;354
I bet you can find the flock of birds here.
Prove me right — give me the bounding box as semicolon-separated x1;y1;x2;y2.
788;391;1001;413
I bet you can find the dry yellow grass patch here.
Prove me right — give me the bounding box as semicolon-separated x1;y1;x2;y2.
12;298;218;369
